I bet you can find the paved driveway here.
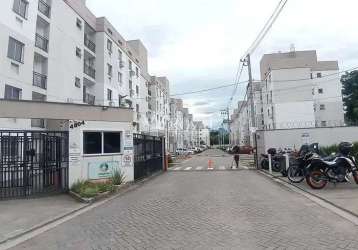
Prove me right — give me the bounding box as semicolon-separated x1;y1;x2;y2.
11;150;358;249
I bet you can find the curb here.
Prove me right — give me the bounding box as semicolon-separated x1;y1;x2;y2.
0;171;165;250
258;170;358;225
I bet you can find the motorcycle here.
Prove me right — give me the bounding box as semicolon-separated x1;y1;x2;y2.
305;142;358;189
287;143;324;183
260;148;281;172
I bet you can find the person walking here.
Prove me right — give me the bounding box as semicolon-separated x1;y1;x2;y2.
232;145;240;169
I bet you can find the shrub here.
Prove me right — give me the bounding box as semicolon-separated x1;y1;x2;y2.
80;187;99;198
97;182;112;193
71;180;87;194
111;170;125;186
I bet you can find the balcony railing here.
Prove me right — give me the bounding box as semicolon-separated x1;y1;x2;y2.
84;34;96;53
84;64;96;79
35;33;49;52
38;0;51;18
33;71;47;89
84;93;95;105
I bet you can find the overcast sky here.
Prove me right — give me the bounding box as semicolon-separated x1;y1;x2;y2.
87;0;358;128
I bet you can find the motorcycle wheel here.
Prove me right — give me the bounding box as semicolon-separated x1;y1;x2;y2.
287;165;304;183
306;170;327;189
272;162;281;172
261;159;269;170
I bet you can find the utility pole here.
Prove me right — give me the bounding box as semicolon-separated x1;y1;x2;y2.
246;54;255;146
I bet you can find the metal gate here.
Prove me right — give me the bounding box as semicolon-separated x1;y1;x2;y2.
133;134;164;180
0;131;69;199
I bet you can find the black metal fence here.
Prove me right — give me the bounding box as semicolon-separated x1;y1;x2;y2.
133;134;164;180
0;131;69;199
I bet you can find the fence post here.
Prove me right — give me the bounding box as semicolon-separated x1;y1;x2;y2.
268;153;272;174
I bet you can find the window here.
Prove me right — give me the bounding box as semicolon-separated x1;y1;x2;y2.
136;85;139;94
317;72;322;78
104;132;121;153
76;47;82;58
318;88;323;94
310;73;313;79
118;72;122;83
107;39;112;53
4;85;21;100
320;104;326;110
129;80;132;90
107;89;112;101
129;60;132;70
83;132;102;154
136;104;139;112
13;0;28;19
76;18;82;29
75;77;81;88
107;64;113;77
136;67;139;77
321;121;327;127
7;37;24;63
118;50;122;61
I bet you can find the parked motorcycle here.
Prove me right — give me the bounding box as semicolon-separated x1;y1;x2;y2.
260;148;282;172
305;142;358;189
287;143;322;183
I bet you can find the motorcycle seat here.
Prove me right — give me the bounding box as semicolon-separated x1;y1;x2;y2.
322;160;336;166
322;155;336;161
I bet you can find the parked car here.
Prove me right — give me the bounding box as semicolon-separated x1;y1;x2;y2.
176;148;187;155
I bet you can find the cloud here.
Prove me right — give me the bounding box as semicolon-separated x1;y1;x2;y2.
86;0;358;127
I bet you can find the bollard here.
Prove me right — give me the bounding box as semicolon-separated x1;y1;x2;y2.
268;153;272;174
285;154;290;171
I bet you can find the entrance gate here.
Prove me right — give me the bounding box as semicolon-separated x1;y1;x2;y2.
0;131;69;199
133;134;164;180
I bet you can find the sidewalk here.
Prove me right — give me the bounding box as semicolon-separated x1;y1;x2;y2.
262;169;358;217
0;195;86;244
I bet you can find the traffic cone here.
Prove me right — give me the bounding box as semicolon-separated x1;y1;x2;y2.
208;159;213;169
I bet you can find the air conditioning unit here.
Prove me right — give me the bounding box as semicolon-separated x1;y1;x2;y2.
108;101;115;107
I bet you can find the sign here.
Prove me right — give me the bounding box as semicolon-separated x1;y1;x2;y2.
69;120;85;129
123;154;132;167
88;161;120;179
124;131;133;148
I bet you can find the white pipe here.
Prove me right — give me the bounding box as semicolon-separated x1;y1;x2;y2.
268;153;272;174
285;154;290;171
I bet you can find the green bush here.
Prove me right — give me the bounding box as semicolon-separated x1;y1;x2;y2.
111;170;125;186
71;179;115;198
321;142;358;157
80;187;99;198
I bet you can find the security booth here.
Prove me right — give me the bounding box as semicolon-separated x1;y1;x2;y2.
0;100;134;199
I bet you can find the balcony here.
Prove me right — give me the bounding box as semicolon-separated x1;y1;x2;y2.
84;64;96;79
35;33;49;52
33;71;47;89
83;93;95;105
84;34;96;53
38;0;51;18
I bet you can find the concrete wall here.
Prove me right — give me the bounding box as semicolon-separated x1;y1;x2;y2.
256;126;358;156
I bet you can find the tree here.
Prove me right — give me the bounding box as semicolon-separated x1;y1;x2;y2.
341;71;358;123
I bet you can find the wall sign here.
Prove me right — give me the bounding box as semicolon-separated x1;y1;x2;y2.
70;120;85;129
124;130;133;148
123;154;132;167
88;161;120;179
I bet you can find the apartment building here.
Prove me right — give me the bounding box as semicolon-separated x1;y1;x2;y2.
193;121;210;147
260;49;344;130
0;0;158;133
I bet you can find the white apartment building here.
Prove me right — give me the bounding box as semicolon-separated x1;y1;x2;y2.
260;49;344;130
0;0;159;134
193;121;210;147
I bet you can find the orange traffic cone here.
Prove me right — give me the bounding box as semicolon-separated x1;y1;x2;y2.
208;159;214;169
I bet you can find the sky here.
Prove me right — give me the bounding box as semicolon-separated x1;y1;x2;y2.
86;0;358;128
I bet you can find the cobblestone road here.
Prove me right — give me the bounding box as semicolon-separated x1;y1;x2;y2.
11;150;358;250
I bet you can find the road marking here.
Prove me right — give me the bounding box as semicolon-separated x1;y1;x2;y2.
173;167;182;171
219;166;226;170
184;167;192;171
196;166;203;170
241;166;249;170
207;167;214;170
